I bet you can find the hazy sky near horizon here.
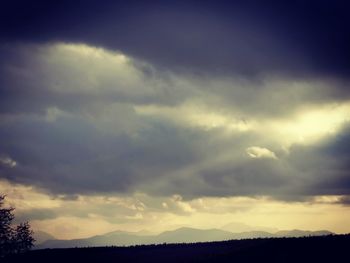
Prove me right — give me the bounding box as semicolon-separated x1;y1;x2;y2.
1;1;350;239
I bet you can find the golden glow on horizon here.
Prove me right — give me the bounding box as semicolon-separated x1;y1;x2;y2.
1;180;349;239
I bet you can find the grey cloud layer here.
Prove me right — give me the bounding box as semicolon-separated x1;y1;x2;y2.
1;43;350;201
288;124;350;196
1;44;348;119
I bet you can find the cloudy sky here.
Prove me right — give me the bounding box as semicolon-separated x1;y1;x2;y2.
1;0;350;239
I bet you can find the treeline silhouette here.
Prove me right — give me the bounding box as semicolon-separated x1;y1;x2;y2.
0;195;35;258
4;234;350;263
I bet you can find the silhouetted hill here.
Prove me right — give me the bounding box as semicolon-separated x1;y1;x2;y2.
232;230;274;239
37;227;334;249
156;227;233;243
274;229;333;237
37;227;234;248
5;234;349;263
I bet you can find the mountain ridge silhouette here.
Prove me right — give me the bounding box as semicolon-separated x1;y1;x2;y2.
36;227;333;249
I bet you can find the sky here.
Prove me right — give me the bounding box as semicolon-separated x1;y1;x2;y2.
1;0;350;239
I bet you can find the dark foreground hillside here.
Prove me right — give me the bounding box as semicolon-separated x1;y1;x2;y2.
5;234;350;263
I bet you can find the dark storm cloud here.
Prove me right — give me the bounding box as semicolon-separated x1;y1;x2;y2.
287;123;350;197
0;43;190;116
137;122;350;200
1;0;349;77
156;158;291;199
2;103;350;200
1;43;347;120
0;112;202;195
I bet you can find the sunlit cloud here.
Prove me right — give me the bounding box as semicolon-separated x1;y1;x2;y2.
134;102;254;132
0;156;17;168
266;102;350;146
246;146;277;159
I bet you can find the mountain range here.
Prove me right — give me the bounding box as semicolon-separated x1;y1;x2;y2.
36;227;333;249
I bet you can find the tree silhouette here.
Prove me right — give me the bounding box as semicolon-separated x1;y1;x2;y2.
13;222;35;254
0;195;35;258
